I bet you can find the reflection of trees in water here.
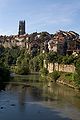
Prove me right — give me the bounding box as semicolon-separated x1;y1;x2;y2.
42;82;56;101
0;67;10;91
0;81;10;91
0;83;8;91
18;86;27;111
1;77;80;111
29;82;57;101
30;86;43;101
42;82;80;108
6;84;27;111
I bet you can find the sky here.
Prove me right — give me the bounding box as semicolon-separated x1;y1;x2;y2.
0;0;80;35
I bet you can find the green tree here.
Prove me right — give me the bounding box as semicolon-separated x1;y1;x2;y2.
46;52;58;63
40;67;49;76
74;58;80;88
62;55;75;64
30;57;40;72
14;58;30;75
50;71;60;82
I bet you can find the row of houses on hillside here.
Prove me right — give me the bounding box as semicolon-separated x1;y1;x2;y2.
0;30;80;55
0;32;51;54
0;34;29;48
47;30;80;55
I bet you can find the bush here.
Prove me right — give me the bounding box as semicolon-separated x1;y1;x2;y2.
64;73;74;83
50;71;60;81
74;58;80;88
40;67;48;76
14;65;30;75
29;58;39;72
74;72;80;88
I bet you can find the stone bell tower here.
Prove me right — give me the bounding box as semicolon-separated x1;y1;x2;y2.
18;20;25;35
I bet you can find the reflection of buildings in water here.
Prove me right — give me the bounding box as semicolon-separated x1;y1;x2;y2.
18;86;27;111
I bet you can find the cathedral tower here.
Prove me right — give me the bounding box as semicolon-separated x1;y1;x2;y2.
18;20;25;35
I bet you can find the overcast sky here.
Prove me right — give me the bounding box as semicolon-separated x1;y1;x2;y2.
0;0;80;35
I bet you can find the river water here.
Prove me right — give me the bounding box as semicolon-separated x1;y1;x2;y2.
0;74;80;120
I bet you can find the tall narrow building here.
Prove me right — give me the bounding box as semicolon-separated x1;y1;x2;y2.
18;20;25;35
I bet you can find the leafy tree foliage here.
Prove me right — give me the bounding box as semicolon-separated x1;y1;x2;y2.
50;71;60;82
0;47;21;67
62;55;75;64
40;67;49;76
29;57;40;72
74;58;80;88
46;52;58;63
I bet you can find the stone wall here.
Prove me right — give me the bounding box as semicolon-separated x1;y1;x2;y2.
47;63;54;73
45;62;75;73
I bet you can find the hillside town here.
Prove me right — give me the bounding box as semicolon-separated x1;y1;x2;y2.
0;20;80;56
0;0;80;119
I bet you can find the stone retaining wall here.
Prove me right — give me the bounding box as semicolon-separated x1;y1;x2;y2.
44;61;75;73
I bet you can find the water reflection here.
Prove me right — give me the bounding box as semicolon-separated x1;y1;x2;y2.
0;83;6;91
18;86;26;111
30;86;43;101
0;75;80;120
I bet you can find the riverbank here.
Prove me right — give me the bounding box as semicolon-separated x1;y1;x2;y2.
42;72;80;91
10;73;80;91
58;72;80;90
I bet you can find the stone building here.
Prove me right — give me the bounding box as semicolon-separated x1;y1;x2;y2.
48;30;67;55
18;20;25;35
48;30;80;55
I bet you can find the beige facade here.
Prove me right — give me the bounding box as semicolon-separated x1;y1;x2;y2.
44;61;75;73
48;40;58;52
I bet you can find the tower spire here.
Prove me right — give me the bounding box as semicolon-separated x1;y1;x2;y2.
18;20;26;35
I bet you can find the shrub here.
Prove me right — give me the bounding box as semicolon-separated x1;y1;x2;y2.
74;58;80;88
50;71;60;81
14;65;30;75
40;67;48;76
74;72;80;88
64;73;74;83
29;57;40;72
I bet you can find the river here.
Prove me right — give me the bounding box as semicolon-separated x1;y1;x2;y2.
0;74;80;120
